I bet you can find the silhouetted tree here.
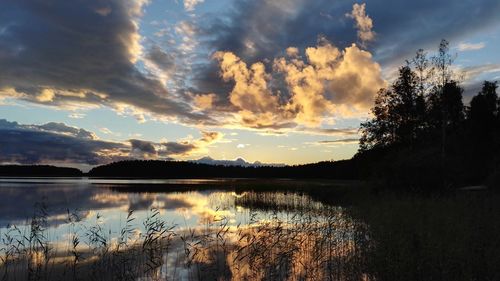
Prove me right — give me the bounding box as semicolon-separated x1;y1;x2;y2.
409;49;434;97
359;88;396;150
469;81;498;135
427;81;465;132
432;40;455;88
357;39;490;190
392;65;426;146
360;66;424;150
431;39;459;140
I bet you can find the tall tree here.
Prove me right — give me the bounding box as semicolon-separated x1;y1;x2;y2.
360;66;422;150
410;49;433;97
429;39;462;183
432;39;454;88
469;81;499;135
359;88;396;151
391;65;424;146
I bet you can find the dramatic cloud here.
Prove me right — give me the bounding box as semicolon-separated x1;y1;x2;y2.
186;0;499;132
0;120;127;165
204;39;385;128
0;119;223;165
198;0;500;67
0;0;207;124
346;3;375;46
2;0;499;138
274;40;386;125
212;51;282;128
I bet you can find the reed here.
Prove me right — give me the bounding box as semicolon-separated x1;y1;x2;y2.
1;189;499;280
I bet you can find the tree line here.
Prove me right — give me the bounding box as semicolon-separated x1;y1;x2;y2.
357;39;499;190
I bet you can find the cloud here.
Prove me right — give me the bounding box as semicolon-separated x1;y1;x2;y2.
0;0;209;125
162;142;197;155
36;89;56;102
274;40;386;125
295;127;359;136
144;45;176;72
68;113;86;119
346;3;376;46
0;119;223;165
38;122;97;139
206;38;385;128
130;139;158;159
457;42;486;51
463;63;500;84
212;51;283;128
100;127;114;134
184;0;204;12
200;131;223;143
0;119;128;165
198;0;500;68
2;0;500;135
128;131;223;159
192;93;217;110
461;63;500;98
317;138;359;145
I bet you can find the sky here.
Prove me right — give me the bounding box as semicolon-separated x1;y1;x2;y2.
1;0;500;170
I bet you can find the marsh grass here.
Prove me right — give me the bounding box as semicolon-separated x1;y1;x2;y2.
0;195;368;281
352;190;500;281
1;188;499;281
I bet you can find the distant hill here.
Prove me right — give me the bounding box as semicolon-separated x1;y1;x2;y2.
0;165;83;177
191;156;285;167
87;159;359;179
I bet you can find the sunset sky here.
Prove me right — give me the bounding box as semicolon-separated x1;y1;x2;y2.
1;0;500;170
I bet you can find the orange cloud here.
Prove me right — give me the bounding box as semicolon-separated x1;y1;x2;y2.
210;39;385;129
346;3;376;46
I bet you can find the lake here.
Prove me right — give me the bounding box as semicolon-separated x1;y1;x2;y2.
0;178;367;281
1;178;499;281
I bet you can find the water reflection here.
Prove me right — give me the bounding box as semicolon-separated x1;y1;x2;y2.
0;178;367;280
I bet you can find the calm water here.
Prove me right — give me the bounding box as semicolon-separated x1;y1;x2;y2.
0;178;362;280
2;178;494;280
0;178;329;232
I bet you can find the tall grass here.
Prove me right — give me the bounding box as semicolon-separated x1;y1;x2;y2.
353;190;500;281
0;199;367;280
1;189;499;280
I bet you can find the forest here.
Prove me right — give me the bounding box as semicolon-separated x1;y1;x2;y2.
355;39;500;191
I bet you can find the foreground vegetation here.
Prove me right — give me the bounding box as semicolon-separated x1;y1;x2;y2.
0;203;366;281
355;190;500;280
1;184;499;281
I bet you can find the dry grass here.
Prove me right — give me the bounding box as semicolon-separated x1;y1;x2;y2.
0;198;368;281
2;188;499;281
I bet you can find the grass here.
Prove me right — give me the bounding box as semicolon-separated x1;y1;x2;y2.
1;182;499;280
0;196;367;280
352;190;500;281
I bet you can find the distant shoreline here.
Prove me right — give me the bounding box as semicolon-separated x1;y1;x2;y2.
0;159;359;180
